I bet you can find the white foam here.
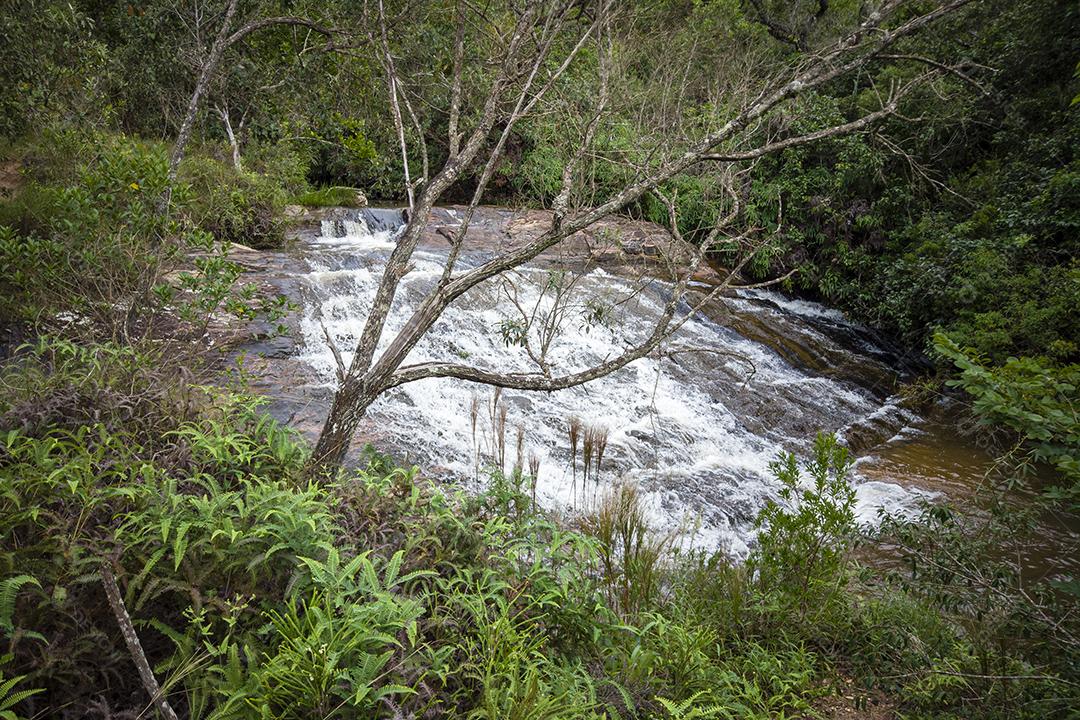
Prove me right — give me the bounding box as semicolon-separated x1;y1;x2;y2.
738;288;848;323
317;217;401;249
295;220;936;556
854;481;937;525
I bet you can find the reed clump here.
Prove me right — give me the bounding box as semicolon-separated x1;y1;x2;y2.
582;483;675;616
568;414;582;503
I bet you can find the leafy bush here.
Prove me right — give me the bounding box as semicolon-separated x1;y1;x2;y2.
1;337;849;718
870;502;1080;719
0;133;181;326
935;332;1080;496
0;131;294;340
180;156;287;249
245;142;313;198
750;432;857;636
0;337;204;440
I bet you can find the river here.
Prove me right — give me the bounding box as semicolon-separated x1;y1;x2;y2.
233;206;1077;569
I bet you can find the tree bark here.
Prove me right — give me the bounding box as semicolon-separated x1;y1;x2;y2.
311;379;377;471
102;563;179;720
168;0;241;189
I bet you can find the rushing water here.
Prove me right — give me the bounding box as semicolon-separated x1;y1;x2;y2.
266;207;974;557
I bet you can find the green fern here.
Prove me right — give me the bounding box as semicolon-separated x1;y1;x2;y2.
655;692;727;720
0;654;42;720
0;576;39;638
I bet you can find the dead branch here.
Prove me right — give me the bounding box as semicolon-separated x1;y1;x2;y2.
878;53;992;95
101;563;180;720
320;320;347;385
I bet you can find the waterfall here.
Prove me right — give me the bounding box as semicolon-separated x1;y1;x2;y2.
288;208;935;556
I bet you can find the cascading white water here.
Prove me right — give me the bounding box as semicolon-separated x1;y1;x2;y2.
294;210;933;556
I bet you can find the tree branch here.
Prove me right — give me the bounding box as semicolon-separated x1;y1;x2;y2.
224;16;335;49
700;96;900;161
101;563;179;720
877;53;991;95
447;1;466;159
322;4;547;393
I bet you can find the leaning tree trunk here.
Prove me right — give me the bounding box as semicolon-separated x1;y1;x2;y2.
168;0;241;189
102;563;179;720
162;6;334;206
311;378;378;471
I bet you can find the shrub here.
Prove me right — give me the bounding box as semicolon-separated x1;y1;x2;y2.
868;502;1080;719
246;141;312;198
5;343;1074;720
749;432;857;637
0;134;181;327
180;156;287;249
934;332;1080;497
0;133;294;339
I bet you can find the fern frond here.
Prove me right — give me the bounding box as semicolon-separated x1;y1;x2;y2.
0;576;40;635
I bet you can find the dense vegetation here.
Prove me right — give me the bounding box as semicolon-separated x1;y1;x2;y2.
2;339;1078;718
1;0;1078;717
738;1;1080;493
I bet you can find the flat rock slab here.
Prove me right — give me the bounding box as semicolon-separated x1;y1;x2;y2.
303;204;727;285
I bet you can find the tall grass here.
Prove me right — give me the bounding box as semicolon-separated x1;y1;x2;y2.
583;483;675;616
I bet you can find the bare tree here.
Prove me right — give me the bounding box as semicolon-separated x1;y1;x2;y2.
213;103;245;171
310;0;975;471
165;0;341;193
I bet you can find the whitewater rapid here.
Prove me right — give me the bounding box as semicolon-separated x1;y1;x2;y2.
293;210;934;556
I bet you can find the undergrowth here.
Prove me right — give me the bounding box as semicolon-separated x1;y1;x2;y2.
1;338;1078;719
0;128;292;338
